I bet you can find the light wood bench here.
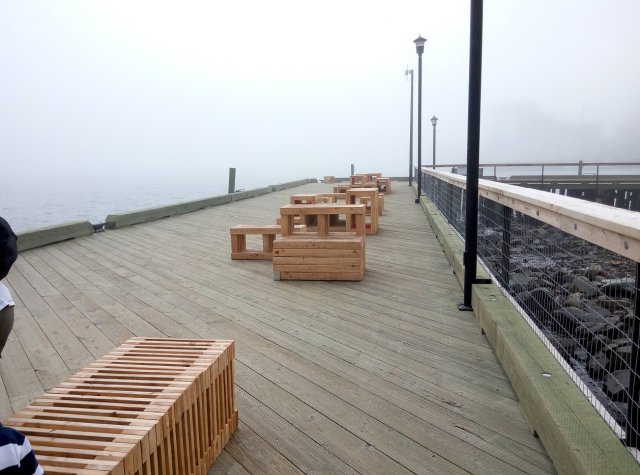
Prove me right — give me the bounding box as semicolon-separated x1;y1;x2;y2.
230;224;280;260
316;192;346;204
274;204;366;281
376;177;391;193
332;184;350;193
2;338;237;475
231;224;307;259
346;188;380;235
289;194;318;204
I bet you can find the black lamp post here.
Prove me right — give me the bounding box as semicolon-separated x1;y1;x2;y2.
405;68;414;186
413;35;426;203
431;116;438;169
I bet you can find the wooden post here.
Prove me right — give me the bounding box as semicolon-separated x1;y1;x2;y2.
228;167;236;194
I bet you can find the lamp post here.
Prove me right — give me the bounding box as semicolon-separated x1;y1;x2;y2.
405;68;414;186
414;35;426;204
431;116;438;169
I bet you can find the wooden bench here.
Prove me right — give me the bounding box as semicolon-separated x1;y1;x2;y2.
231;224;308;259
230;224;281;260
289;194;318;204
274;204;366;281
332;184;350;193
346;188;380;235
316;192;346;204
2;337;237;475
353;173;381;189
376;177;391;193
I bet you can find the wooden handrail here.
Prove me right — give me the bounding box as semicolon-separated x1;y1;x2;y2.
426;169;640;262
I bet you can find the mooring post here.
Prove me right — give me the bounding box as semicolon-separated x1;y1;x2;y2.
350;164;355;176
228;168;236;194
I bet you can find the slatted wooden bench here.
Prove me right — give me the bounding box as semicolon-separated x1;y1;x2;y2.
273;204;366;281
2;337;237;475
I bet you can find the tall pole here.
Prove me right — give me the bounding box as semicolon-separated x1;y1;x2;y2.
460;0;483;310
414;36;426;204
431;116;438;169
406;69;414;186
432;123;436;168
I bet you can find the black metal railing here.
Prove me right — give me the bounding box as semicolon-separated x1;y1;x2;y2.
422;169;640;449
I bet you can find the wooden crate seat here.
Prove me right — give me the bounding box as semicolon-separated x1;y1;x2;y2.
2;338;237;475
274;204;366;281
273;235;365;281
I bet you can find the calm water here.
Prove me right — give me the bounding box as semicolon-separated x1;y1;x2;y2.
4;163;637;234
0;172;242;233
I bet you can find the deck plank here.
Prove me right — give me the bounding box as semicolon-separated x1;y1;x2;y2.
0;182;555;474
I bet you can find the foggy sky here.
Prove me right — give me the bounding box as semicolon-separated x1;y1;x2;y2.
1;1;639;188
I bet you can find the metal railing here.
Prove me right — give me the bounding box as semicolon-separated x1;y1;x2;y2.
422;168;640;450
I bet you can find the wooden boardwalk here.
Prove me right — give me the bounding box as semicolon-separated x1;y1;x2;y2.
0;182;554;474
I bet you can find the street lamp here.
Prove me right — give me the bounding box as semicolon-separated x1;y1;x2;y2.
431;115;438;169
413;35;426;203
405;68;414;186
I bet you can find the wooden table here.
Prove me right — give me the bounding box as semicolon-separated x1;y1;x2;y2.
279;204;365;237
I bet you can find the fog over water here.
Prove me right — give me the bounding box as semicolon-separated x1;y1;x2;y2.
1;1;639;231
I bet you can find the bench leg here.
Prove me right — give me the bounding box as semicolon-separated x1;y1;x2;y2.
231;234;246;254
263;234;276;253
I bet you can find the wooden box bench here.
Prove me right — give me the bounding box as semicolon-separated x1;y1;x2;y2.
2;337;237;475
230;224;307;260
376;177;391;194
274;204;366;281
346;188;380;235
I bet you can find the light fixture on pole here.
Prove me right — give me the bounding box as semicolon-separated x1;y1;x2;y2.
431;115;438;169
413;35;426;203
405;68;414;186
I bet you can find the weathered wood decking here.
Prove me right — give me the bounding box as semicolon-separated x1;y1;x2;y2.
0;182;554;474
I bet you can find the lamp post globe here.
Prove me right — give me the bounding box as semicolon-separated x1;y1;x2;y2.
413;35;426;204
414;35;426;54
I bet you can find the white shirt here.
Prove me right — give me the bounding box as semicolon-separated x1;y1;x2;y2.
0;282;14;310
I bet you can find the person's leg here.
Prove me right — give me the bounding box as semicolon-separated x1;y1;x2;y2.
0;305;15;357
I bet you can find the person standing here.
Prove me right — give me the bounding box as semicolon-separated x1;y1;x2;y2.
0;217;18;357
